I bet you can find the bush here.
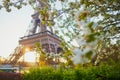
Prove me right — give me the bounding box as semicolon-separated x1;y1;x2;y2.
23;67;75;80
74;68;86;80
23;63;120;80
0;72;23;80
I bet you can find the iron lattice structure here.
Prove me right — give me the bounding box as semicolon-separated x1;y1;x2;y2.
4;0;62;65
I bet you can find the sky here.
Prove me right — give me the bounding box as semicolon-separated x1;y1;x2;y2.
0;5;34;59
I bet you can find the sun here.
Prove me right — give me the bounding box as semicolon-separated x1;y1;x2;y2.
24;51;36;62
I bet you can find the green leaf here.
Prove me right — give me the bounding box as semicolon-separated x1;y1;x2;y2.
55;30;58;34
85;34;96;42
88;22;94;28
78;11;89;21
88;22;94;32
85;50;93;59
17;5;22;9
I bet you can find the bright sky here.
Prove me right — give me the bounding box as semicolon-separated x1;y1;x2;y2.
0;5;34;59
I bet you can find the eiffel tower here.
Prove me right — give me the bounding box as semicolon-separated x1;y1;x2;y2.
4;1;62;65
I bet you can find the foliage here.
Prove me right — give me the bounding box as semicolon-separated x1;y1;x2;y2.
60;40;74;67
80;0;120;65
35;42;47;66
23;67;63;80
35;42;65;66
23;62;120;80
94;43;120;65
0;0;27;12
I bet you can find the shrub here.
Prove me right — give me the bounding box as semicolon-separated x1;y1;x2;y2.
62;69;75;80
23;63;120;80
23;67;75;80
74;68;86;80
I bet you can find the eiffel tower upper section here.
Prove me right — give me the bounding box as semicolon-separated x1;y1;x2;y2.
19;0;62;54
3;0;62;65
